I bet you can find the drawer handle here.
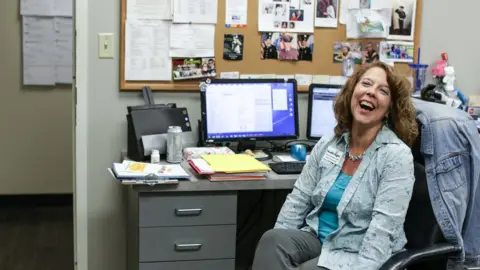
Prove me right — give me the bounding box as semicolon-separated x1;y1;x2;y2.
175;208;203;216
175;243;202;251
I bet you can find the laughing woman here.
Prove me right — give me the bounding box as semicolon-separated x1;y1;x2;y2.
252;62;418;270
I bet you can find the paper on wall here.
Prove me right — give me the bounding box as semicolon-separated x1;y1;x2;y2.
127;0;172;20
339;0;351;24
21;0;55;16
312;75;330;84
169;24;215;57
173;0;218;24
345;9;390;39
220;72;240;79
315;0;339;28
275;74;295;80
294;74;313;86
329;76;348;85
21;0;73;16
258;0;314;33
125;19;172;81
54;0;73;17
225;0;248;27
54;17;73;83
22;16;56;85
240;74;276;79
387;0;417;41
340;0;393;24
349;0;393;9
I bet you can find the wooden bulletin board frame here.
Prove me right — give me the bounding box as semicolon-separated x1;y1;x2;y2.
120;0;423;92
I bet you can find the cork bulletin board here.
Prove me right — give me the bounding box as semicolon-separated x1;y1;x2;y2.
120;0;423;91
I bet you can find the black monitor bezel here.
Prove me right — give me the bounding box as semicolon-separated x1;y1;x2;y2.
200;78;300;143
307;83;344;140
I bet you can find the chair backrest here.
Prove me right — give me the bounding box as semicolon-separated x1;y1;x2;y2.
403;122;448;269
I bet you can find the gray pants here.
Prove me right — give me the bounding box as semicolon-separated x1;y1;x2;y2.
251;228;328;270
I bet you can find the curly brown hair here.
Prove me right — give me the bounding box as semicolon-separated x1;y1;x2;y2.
333;62;418;146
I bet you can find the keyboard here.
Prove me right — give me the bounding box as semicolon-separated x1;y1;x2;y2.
269;161;306;174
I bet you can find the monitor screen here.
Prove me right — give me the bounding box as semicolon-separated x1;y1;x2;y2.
201;79;299;141
307;84;343;140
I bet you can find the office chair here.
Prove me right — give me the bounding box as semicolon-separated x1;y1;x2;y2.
380;124;462;270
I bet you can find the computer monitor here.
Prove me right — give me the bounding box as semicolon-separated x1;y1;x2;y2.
307;84;343;140
200;79;299;149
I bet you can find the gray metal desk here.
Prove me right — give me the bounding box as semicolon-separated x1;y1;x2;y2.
126;161;298;270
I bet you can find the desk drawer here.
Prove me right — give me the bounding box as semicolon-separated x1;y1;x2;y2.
139;192;236;227
139;225;236;262
139;259;235;270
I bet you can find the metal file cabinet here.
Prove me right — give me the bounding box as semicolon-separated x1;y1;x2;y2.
127;189;238;270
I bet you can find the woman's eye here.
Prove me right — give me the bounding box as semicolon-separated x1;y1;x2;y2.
362;81;370;86
381;89;389;95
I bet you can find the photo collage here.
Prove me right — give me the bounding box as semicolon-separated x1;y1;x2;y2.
172;58;216;81
170;0;418;80
379;41;415;63
261;32;314;61
333;41;380;65
259;0;315;33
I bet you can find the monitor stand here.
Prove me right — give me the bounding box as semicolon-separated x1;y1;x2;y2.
237;139;256;153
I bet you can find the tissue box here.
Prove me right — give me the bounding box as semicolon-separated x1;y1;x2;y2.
183;147;234;161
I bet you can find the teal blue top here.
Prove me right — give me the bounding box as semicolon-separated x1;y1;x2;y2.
318;171;353;243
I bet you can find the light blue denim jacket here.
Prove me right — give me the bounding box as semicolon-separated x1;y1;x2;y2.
414;99;480;266
275;126;415;270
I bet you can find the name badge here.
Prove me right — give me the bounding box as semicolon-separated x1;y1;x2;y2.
323;147;343;165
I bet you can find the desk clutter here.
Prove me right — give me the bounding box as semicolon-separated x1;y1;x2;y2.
119;0;424;91
109;160;190;185
189;154;271;181
113;64;479;186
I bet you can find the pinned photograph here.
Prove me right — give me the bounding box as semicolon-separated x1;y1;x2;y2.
275;3;288;17
359;0;371;9
342;58;355;77
278;33;299;61
172;58;216;80
356;9;385;33
297;34;314;61
223;34;244;60
262;3;274;14
290;9;305;21
333;42;362;64
315;0;338;28
388;0;417;40
360;41;380;65
379;41;414;63
261;32;279;60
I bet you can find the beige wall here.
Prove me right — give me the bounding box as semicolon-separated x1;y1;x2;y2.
0;1;73;194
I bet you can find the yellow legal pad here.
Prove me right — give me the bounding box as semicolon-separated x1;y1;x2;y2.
201;154;271;173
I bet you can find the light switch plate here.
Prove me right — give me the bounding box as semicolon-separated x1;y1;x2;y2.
98;33;114;59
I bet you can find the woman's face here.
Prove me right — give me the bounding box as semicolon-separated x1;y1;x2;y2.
350;67;391;128
342;46;349;53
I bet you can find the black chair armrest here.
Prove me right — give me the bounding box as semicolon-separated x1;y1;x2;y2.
379;243;462;270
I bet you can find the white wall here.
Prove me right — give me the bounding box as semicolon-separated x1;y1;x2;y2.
75;0;480;269
419;0;480;95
